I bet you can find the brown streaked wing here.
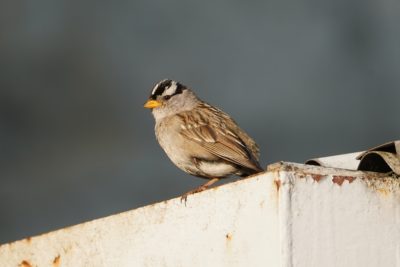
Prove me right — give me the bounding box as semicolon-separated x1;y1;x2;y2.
180;123;261;171
199;102;260;161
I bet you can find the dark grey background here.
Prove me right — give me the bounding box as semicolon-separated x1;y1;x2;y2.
1;0;399;244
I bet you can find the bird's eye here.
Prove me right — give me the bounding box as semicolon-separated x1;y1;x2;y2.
163;95;171;100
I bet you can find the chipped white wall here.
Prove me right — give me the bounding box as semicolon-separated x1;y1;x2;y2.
0;173;281;267
269;163;400;267
0;162;399;267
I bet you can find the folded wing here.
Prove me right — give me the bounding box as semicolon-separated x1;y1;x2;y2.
181;122;262;172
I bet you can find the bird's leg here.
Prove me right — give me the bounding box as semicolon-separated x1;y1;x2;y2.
181;178;219;203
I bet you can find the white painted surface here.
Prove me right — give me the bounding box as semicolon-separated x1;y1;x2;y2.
272;164;400;267
0;174;281;267
1;162;399;267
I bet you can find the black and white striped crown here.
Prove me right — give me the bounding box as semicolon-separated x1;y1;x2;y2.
150;79;186;100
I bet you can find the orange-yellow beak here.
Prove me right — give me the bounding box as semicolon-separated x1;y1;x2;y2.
144;99;162;109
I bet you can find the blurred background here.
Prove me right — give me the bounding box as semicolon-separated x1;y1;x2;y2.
1;0;399;244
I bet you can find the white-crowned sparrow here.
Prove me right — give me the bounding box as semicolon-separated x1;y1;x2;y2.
144;79;263;201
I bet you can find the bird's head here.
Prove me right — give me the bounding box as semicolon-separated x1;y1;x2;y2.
144;79;200;121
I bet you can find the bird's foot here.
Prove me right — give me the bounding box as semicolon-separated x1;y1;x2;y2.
180;178;220;205
180;185;208;204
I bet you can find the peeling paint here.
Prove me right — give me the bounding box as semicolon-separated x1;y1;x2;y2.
332;176;356;186
53;255;61;267
375;188;390;196
364;177;400;196
274;180;281;190
19;260;32;267
2;161;400;267
311;174;324;182
225;233;232;241
225;232;234;256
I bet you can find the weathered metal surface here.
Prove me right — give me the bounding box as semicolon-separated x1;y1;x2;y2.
272;162;400;267
358;151;400;175
357;141;400;175
0;173;280;267
1;162;399;267
305;152;362;170
356;140;400;159
305;140;400;175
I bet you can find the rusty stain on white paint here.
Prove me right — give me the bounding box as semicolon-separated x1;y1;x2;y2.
1;161;400;267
